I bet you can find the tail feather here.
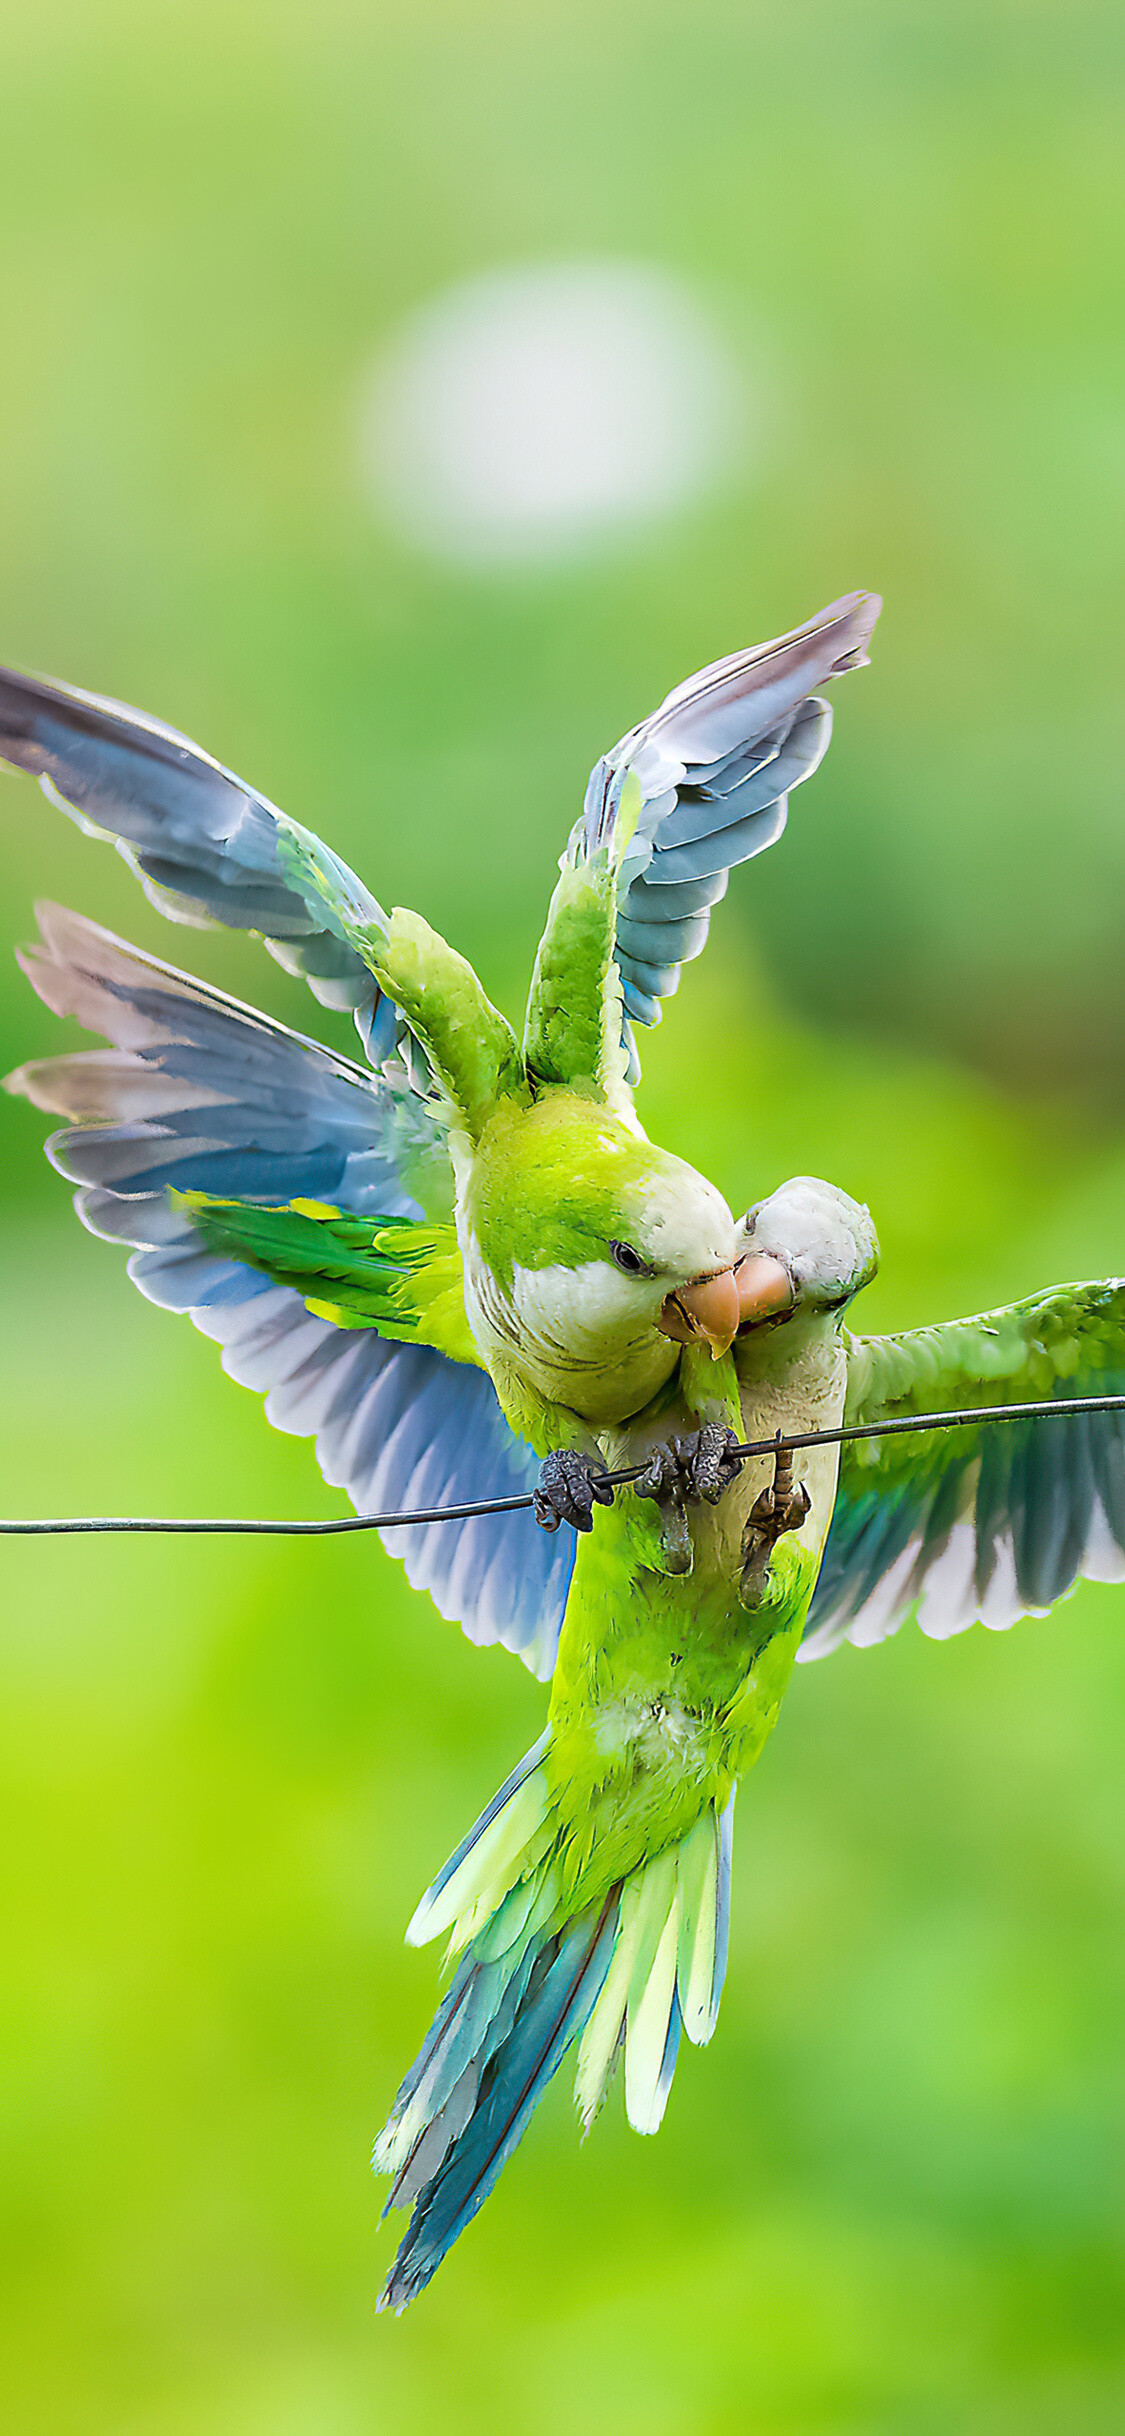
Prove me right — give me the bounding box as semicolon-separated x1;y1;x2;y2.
374;1940;537;2191
623;1867;681;2135
574;1790;735;2135
711;1791;735;2034
384;1946;540;2216
655;1991;683;2123
375;1761;739;2305
676;1805;720;2039
379;1902;617;2312
404;1732;553;1955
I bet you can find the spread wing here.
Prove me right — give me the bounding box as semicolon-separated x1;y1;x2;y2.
0;663;418;1069
803;1281;1125;1657
522;590;880;1100
5;907;573;1677
573;591;880;1078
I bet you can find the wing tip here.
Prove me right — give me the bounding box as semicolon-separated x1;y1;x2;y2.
819;588;883;671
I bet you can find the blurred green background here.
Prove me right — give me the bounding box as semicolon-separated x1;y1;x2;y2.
2;2;1125;2429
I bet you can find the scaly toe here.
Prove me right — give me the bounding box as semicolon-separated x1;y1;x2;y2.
533;1448;613;1534
684;1422;743;1504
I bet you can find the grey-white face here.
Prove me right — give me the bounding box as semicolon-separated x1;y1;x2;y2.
507;1160;741;1365
735;1176;879;1324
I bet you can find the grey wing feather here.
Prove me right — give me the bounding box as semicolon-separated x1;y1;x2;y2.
10;903;429;1212
0;664;404;1062
211;1300;575;1677
569;592;879;1069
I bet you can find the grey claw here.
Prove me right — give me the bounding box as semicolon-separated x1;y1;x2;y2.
638;1424;742;1509
679;1423;743;1505
635;1443;680;1504
739;1463;812;1607
533;1449;614;1534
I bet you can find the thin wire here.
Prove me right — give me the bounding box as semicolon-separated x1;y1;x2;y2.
3;1390;1125;1536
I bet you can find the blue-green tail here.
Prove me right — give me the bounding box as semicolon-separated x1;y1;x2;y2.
373;1739;734;2309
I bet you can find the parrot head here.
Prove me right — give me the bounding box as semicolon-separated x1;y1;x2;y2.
462;1089;741;1411
733;1176;880;1332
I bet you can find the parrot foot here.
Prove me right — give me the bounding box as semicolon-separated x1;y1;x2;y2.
739;1440;811;1609
635;1425;742;1575
533;1449;615;1534
635;1424;743;1510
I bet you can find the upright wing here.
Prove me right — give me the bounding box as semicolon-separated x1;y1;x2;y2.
0;665;409;1066
803;1281;1125;1657
6;907;573;1676
582;592;880;1079
523;591;880;1098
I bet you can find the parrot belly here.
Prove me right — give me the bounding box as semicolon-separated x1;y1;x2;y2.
538;1317;850;1915
542;1492;818;1919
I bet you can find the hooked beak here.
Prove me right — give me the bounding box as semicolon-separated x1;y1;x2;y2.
735;1251;794;1328
657;1266;741;1360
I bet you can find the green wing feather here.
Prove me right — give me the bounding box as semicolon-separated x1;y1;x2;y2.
276;821;526;1139
177;1192;480;1365
805;1280;1125;1654
522;772;640;1111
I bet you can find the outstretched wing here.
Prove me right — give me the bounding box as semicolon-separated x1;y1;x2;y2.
803;1281;1125;1657
6;907;573;1676
592;591;879;1064
0;664;410;1067
523;590;880;1098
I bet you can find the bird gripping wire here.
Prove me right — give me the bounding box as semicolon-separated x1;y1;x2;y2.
2;1391;1125;1535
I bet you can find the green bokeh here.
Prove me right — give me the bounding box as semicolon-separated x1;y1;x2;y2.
2;4;1124;2429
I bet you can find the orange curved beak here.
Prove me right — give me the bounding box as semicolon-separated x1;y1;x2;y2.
735;1252;794;1327
657;1266;741;1360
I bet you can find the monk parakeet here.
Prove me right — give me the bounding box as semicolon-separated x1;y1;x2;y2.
9;588;1123;2308
1;588;878;1600
370;1180;1125;2308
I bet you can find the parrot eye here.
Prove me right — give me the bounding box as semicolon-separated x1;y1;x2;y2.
609;1239;648;1276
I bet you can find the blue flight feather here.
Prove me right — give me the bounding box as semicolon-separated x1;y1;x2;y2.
0;665;427;1066
6;905;574;1675
566;593;880;1078
804;1316;1125;1656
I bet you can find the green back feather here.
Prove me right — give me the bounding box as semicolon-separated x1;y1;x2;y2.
807;1276;1125;1649
843;1278;1125;1450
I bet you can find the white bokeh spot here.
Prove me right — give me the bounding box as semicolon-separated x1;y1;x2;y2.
361;261;745;566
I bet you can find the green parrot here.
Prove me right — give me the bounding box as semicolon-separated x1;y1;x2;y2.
370;1179;1125;2308
8;589;1124;2308
0;588;878;1569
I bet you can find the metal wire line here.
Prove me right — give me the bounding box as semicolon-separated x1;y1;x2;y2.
3;1391;1125;1536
